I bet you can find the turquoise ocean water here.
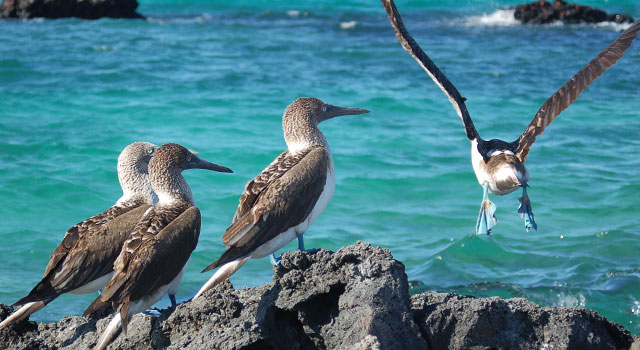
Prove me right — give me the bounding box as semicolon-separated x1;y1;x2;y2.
1;0;639;334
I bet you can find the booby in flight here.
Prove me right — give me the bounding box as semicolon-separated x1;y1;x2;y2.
0;141;157;330
381;0;640;234
194;97;368;299
83;143;232;350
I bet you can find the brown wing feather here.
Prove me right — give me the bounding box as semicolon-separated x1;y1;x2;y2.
84;204;200;332
222;148;317;245
14;202;149;306
43;201;143;277
231;151;290;224
204;147;329;271
516;19;640;161
381;0;478;141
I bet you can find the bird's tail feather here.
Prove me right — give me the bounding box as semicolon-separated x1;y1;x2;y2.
95;313;122;350
194;257;249;299
0;301;46;330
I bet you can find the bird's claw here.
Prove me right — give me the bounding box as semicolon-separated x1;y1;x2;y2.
270;253;282;267
476;200;497;235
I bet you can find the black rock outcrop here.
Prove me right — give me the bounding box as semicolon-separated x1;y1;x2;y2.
1;242;639;349
514;0;634;24
0;0;142;20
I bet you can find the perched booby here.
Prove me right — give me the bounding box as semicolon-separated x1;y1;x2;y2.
194;97;369;299
382;0;640;234
83;143;232;350
0;142;157;331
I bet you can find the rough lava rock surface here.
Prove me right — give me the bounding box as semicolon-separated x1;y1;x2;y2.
1;241;638;349
513;0;634;24
0;0;142;20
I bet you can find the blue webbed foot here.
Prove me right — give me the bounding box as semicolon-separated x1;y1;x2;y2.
142;308;162;317
270;253;282;267
169;294;177;307
476;183;497;235
517;187;537;232
476;200;497;235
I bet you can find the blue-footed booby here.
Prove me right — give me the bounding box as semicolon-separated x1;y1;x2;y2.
194;97;369;299
0;141;157;331
83;143;232;350
382;0;640;235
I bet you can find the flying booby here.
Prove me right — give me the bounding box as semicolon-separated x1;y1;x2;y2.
381;0;640;235
83;143;232;350
0;142;157;331
194;97;368;299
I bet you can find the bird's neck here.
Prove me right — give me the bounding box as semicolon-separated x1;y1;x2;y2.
151;169;195;206
117;163;156;205
283;122;329;154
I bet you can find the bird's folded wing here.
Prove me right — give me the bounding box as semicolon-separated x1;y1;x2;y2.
84;205;199;317
15;204;149;306
205;147;328;271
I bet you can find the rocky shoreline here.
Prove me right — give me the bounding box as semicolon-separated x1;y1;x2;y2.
0;0;142;20
513;0;634;25
1;242;639;349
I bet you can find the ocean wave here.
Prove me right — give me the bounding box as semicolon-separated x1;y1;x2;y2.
463;9;519;27
286;10;309;18
461;9;633;30
340;20;358;30
145;13;213;25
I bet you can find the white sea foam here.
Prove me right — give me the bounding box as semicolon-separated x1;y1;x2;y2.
340;20;358;30
287;10;308;18
462;8;632;30
595;21;632;31
464;9;519;27
555;292;586;308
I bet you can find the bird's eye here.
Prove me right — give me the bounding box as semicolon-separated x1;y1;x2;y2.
322;106;327;112
147;148;154;155
187;155;192;162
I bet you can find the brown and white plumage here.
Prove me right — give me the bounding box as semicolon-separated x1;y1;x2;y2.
382;0;640;233
84;143;232;350
194;97;368;299
0;141;157;330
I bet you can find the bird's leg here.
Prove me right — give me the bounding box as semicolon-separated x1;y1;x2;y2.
476;183;497;235
297;234;319;254
142;294;176;317
517;186;537;232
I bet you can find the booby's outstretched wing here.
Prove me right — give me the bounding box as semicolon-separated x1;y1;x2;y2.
516;19;640;162
203;146;328;271
381;0;478;141
84;204;200;333
14;203;149;306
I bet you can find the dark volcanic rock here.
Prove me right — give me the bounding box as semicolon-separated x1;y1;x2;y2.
412;293;635;350
514;0;634;24
0;241;638;349
0;0;142;20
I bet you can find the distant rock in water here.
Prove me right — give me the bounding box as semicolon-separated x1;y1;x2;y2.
0;0;143;20
514;0;634;24
1;242;639;349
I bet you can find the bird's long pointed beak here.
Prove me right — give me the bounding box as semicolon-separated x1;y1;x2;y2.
186;154;233;173
320;104;370;122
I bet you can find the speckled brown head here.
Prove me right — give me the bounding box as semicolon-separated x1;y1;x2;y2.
117;141;158;204
149;143;232;204
282;97;369;151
